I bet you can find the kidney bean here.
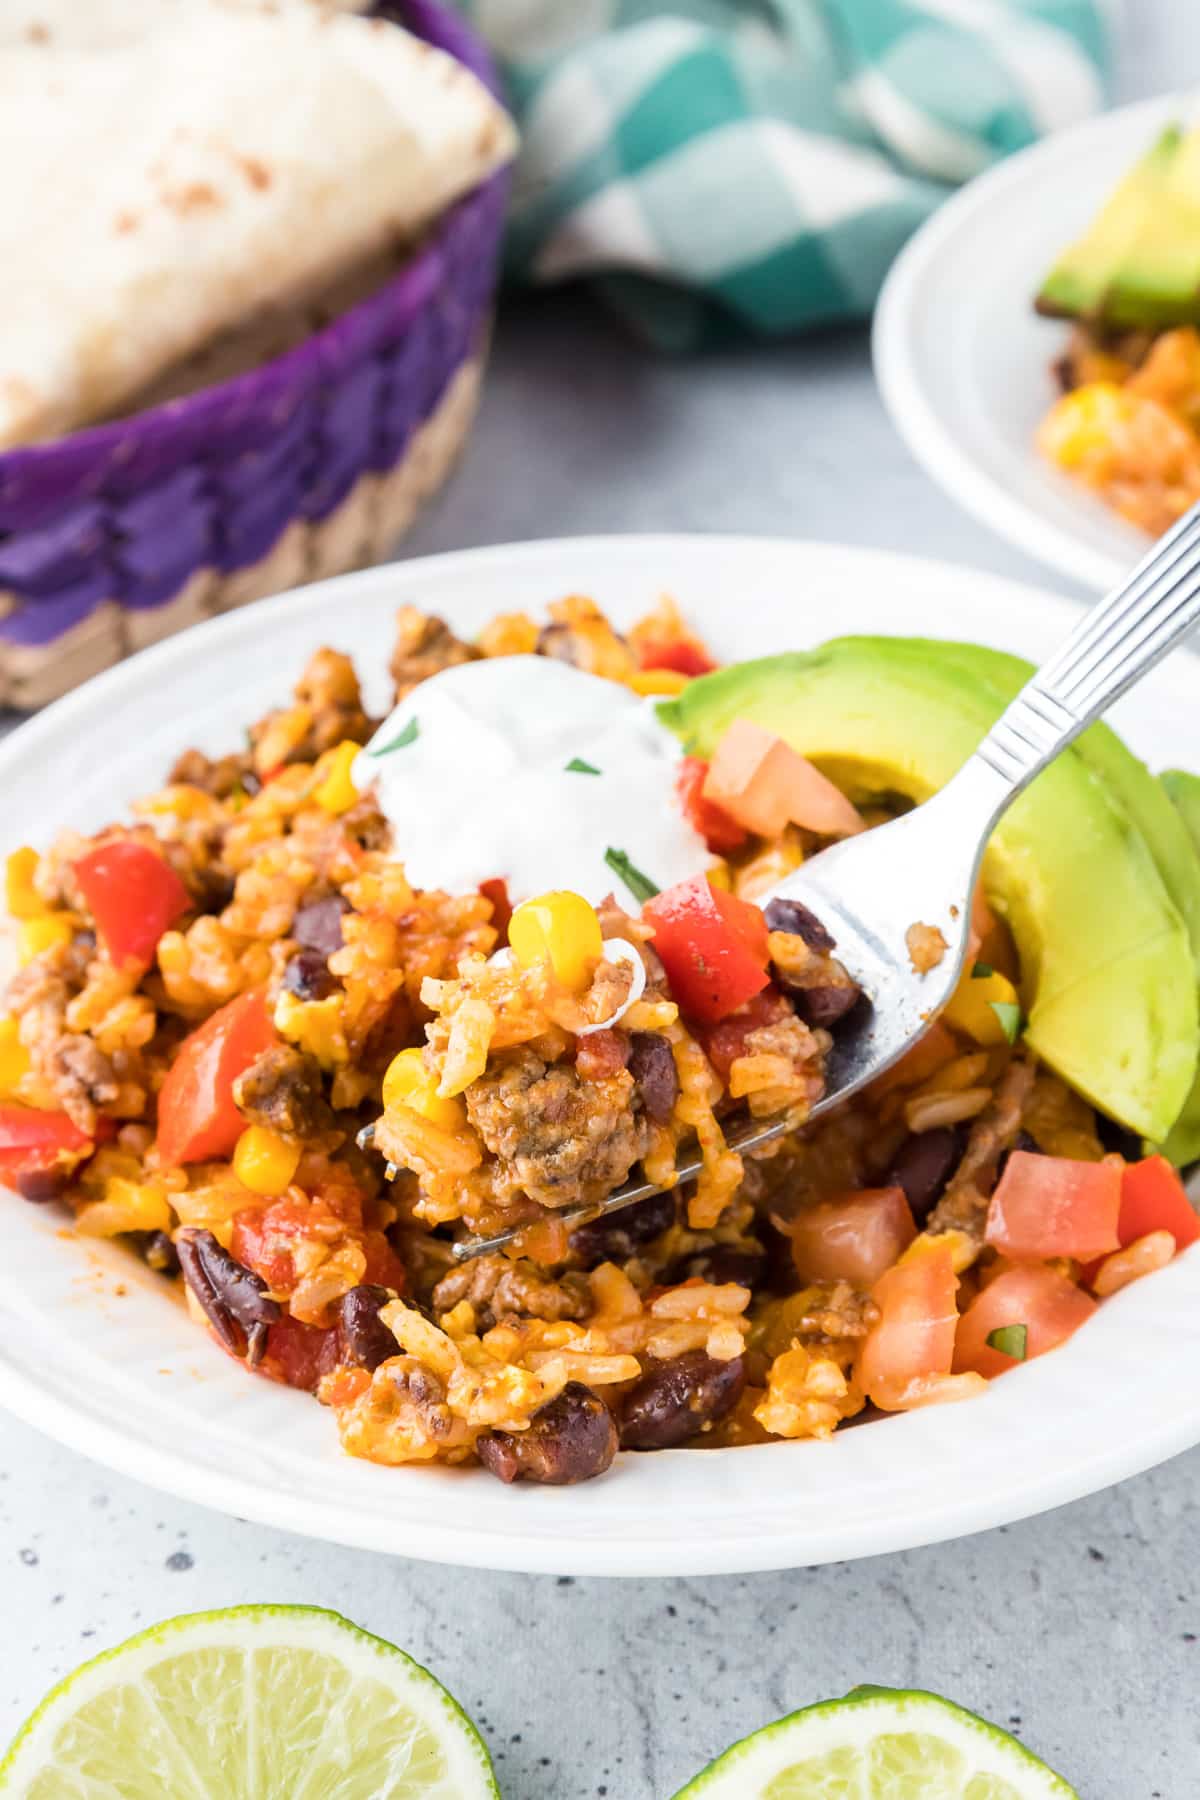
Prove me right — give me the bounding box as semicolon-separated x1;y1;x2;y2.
619;1350;747;1450
669;1244;766;1290
177;1228;280;1366
293;894;349;958
282;949;339;1002
628;1032;679;1124
792;982;862;1029
336;1284;396;1372
763;897;836;954
569;1189;677;1268
886;1126;966;1223
477;1382;618;1485
13;1166;70;1204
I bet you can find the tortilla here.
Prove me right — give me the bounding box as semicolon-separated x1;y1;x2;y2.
0;3;515;446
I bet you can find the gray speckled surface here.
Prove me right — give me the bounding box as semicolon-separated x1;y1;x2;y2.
4;10;1200;1795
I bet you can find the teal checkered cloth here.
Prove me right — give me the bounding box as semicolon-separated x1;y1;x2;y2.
451;0;1113;346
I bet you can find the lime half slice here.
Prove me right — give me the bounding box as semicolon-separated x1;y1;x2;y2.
0;1605;498;1799
672;1686;1079;1799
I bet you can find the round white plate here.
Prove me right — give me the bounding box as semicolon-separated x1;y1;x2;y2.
874;95;1182;592
2;534;1198;1576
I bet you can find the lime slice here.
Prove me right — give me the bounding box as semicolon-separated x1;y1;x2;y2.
0;1605;497;1799
672;1686;1079;1799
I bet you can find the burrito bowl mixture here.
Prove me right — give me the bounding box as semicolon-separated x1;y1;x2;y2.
2;594;1199;1485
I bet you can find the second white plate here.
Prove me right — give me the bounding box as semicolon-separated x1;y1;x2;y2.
874;95;1181;592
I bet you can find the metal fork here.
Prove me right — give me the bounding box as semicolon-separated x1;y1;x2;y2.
434;501;1200;1261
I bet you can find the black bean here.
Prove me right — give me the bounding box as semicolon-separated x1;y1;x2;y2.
477;1383;618;1485
763;897;836;954
628;1032;679;1124
293;894;349;957
282;950;339;1002
569;1189;677;1269
177;1228;280;1366
337;1284;396;1372
669;1244;766;1290
886;1126;966;1223
791;982;863;1029
138;1230;181;1276
619;1351;747;1451
13;1166;70;1203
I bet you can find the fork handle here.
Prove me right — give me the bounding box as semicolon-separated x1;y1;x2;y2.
972;499;1200;802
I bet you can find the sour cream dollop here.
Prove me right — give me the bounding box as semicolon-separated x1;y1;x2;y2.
353;655;712;905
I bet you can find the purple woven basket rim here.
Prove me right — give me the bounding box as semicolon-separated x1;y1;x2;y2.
0;0;505;515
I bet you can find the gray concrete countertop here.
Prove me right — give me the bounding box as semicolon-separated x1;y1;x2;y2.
3;10;1200;1796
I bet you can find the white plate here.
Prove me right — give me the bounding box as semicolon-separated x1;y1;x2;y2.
2;534;1199;1576
874;95;1183;592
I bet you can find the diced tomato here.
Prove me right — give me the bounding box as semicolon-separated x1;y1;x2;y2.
0;1102;104;1188
954;1264;1096;1379
260;1315;340;1393
479;877;513;941
323;1365;371;1408
1118;1155;1200;1252
985;1152;1122;1262
73;840;190;968
636;639;716;678
857;1243;960;1411
675;757;748;855
789;1187;917;1287
231;1198;311;1292
694;987;792;1079
360;1229;407;1292
643;874;770;1023
156;991;276;1167
703;720;864;841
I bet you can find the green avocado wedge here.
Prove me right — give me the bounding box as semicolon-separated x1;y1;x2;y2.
1158;767;1200;1161
1035;124;1183;325
659;642;1199;1143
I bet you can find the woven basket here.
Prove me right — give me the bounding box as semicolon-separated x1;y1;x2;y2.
0;0;508;710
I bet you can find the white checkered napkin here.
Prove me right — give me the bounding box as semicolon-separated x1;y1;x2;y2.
453;0;1111;345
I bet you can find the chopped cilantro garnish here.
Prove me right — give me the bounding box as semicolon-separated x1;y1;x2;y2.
604;847;659;904
565;756;601;775
971;961;994;979
368;717;419;757
986;1323;1028;1362
990;1000;1022;1045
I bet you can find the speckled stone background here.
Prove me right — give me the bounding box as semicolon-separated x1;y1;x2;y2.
3;9;1200;1795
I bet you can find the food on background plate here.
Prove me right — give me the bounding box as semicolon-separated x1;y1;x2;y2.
3;592;1200;1485
1035;122;1200;534
670;1685;1079;1799
0;1605;500;1798
0;1;516;446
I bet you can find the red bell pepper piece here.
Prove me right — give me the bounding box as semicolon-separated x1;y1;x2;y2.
74;840;190;968
643;873;770;1023
675;757;748;855
636;639;716;678
1117;1155;1200;1251
0;1102;110;1190
156;991;276;1167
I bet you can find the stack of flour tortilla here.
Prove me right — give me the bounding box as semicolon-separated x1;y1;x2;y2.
0;0;516;446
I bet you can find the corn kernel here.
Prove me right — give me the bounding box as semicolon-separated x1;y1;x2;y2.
17;914;75;966
75;1177;173;1239
233;1125;302;1196
1037;382;1131;468
899;1229;977;1275
382;1047;465;1131
629;667;690;697
274;990;350;1069
509;890;603;992
313;740;361;816
706;860;732;891
5;847;46;920
0;1016;30;1098
943;965;1021;1047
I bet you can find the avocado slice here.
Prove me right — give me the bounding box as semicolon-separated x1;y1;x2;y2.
1159;768;1200;1162
1036;125;1183;323
659;642;1198;1143
1107;126;1200;330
